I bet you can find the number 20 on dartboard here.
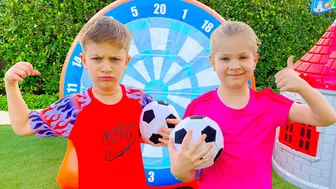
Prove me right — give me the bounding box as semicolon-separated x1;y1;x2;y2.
130;3;214;33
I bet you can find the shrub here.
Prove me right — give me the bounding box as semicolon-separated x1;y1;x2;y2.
0;0;110;95
0;94;58;111
202;0;336;89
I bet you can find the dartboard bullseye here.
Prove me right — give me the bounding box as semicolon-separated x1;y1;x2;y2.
59;0;255;188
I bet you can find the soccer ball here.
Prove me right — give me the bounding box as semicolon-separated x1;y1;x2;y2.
170;115;224;169
140;101;180;146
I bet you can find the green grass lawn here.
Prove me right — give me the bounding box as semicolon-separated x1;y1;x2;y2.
0;125;299;189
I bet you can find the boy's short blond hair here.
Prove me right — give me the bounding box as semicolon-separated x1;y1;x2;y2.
210;21;261;57
79;16;132;54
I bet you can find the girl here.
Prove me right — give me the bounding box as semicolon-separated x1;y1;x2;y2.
166;21;336;189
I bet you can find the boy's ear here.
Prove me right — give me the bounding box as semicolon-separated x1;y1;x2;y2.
124;55;131;70
80;53;87;69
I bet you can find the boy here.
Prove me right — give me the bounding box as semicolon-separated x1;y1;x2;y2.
4;16;169;188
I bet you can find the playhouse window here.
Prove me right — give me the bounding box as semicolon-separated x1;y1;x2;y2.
279;121;319;157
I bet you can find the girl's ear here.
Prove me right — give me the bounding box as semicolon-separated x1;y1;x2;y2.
209;55;215;71
254;53;260;67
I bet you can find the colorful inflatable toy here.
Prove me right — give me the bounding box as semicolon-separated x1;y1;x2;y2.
57;0;256;188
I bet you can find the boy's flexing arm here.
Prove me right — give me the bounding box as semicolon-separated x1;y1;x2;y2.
4;62;40;136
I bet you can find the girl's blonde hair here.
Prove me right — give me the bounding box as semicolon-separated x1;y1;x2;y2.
210;21;261;57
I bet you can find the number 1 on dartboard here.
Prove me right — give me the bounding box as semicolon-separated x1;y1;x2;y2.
182;9;188;19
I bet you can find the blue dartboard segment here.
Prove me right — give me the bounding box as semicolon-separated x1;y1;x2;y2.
121;17;220;118
113;0;223;118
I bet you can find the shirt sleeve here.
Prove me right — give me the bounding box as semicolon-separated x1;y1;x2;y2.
28;95;80;138
124;85;154;108
183;103;193;119
261;88;294;127
140;91;154;109
183;99;199;119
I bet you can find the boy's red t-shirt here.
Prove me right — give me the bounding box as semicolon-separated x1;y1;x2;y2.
28;84;153;188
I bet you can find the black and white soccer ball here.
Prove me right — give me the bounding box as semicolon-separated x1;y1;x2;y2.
140;101;180;147
170;115;224;169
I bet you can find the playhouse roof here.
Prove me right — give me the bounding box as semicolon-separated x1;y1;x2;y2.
294;21;336;91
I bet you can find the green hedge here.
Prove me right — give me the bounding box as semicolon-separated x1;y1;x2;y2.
1;0;336;95
0;0;111;95
0;94;58;111
204;0;336;89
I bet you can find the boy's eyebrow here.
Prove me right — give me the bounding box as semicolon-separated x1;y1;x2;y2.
89;54;122;58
